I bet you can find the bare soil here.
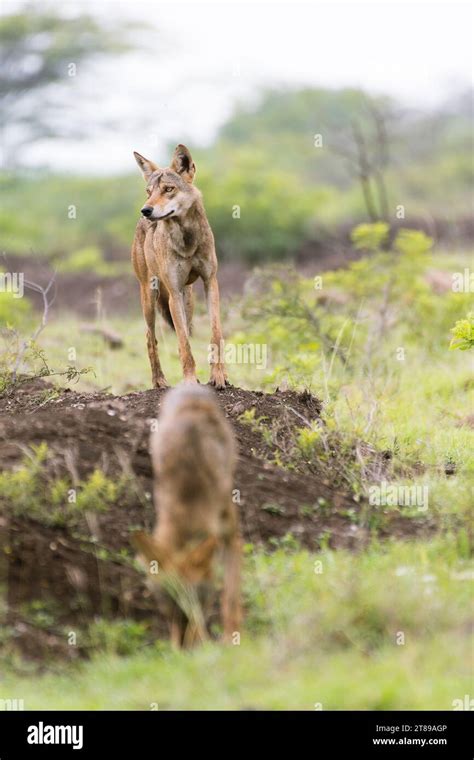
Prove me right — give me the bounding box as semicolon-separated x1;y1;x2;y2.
0;379;434;663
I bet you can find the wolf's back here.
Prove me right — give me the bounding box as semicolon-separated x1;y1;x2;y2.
150;385;236;492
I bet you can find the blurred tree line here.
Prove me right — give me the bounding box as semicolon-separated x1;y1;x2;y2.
1;5;472;269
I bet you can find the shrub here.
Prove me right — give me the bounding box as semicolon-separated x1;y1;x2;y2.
449;312;474;351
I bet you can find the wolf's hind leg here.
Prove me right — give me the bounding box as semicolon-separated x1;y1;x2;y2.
204;274;228;389
183;285;194;336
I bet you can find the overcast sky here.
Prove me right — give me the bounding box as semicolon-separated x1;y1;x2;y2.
3;0;473;173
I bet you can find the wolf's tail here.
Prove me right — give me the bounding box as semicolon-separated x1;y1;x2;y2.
156;285;175;331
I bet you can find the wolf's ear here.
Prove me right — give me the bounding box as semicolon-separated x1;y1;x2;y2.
170;144;196;183
131;530;170;570
133;152;159;181
186;537;217;569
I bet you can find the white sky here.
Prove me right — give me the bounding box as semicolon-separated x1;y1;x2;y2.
3;0;473;173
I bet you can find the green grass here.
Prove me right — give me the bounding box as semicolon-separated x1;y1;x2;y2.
236;246;474;477
1;539;472;709
16;295;270;394
2;243;472;710
8;247;473;526
18;295;474;479
328;352;474;473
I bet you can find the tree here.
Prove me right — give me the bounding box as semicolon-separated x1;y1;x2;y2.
331;98;393;222
0;3;132;164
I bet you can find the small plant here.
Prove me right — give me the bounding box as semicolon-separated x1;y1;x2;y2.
393;228;433;256
238;407;268;432
351;222;389;252
0;342;92;396
0;445;130;527
21;599;60;630
295;425;321;459
85;619;149;657
449;312;474;351
268;532;301;552
76;470;118;512
261;502;286;516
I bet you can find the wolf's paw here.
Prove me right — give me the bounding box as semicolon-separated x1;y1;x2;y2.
209;368;228;390
153;375;169;389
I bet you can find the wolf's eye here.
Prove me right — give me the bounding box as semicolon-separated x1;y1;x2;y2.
146;187;152;196
164;186;174;193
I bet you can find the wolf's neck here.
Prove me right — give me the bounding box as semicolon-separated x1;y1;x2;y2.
180;197;207;229
166;198;207;255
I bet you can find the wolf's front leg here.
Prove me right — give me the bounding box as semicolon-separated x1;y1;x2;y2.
205;274;228;389
168;290;197;383
140;284;168;388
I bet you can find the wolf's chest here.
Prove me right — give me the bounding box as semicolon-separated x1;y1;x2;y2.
152;224;198;260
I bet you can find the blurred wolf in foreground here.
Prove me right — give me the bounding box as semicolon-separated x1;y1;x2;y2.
132;384;242;648
132;144;228;389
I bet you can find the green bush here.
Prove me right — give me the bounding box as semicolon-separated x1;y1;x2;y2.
55;246;114;275
450;312;474;351
0;444;128;527
0;289;32;328
198;150;332;262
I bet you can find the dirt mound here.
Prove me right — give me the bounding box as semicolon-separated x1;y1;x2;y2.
0;379;433;662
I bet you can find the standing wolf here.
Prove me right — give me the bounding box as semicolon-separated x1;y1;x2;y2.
131;144;228;389
132;384;242;647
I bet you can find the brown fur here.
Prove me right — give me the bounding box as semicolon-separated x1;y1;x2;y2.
132;384;242;648
131;144;228;388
